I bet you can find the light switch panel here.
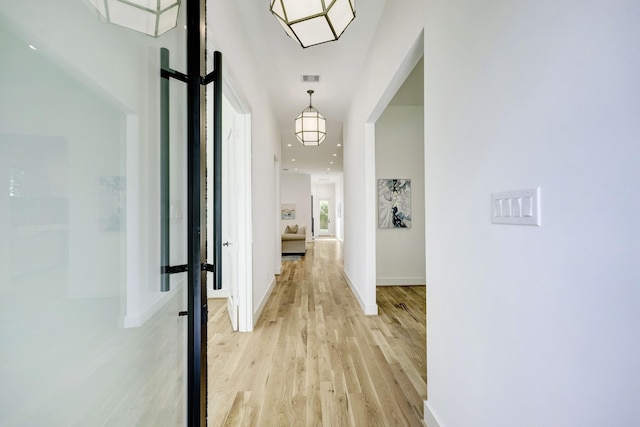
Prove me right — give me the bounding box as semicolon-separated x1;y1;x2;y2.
492;188;540;226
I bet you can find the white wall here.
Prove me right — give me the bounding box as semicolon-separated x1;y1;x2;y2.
344;0;640;426
343;0;426;315
0;0;189;323
0;3;189;424
281;173;312;241
312;183;336;236
375;106;425;286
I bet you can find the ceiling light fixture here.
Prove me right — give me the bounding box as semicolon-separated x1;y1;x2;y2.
88;0;181;37
270;0;355;48
295;90;326;146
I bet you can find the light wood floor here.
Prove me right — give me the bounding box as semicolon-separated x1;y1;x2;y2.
207;239;426;426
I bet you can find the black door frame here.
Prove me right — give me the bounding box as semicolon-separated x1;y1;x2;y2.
161;0;221;423
185;0;222;424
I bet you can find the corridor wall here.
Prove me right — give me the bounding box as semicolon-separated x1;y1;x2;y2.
342;0;640;426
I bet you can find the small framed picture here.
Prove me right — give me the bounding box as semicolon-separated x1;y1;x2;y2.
281;203;296;220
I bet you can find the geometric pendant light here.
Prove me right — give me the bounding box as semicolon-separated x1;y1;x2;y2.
270;0;356;48
88;0;181;38
295;90;326;146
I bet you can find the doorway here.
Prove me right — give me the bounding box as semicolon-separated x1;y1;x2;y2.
206;77;253;332
318;199;330;235
364;32;425;404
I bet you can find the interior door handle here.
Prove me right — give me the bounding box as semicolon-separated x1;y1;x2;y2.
223;241;230;246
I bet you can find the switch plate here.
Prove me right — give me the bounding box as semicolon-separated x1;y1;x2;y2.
492;188;540;226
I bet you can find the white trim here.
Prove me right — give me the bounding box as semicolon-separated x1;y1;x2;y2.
221;70;254;332
342;270;378;315
424;401;442;427
123;280;184;328
364;123;378;313
376;278;426;286
207;286;229;298
274;155;281;276
253;276;277;327
238;113;253;332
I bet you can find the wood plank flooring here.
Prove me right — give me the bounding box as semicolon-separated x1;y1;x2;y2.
207;239;426;426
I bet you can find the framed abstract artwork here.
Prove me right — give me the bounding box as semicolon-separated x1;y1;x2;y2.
378;178;411;228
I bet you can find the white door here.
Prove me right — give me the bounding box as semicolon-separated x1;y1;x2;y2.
222;102;239;331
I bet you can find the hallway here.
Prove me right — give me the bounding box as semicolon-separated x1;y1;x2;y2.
207;239;426;426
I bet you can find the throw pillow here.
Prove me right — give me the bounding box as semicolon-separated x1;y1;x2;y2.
284;225;292;234
291;225;299;233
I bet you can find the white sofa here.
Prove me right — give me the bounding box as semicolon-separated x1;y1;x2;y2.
282;225;306;254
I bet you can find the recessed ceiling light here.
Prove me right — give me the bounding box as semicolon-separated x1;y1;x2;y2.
287;143;292;147
28;44;37;50
333;153;337;156
292;158;296;162
337;144;342;147
327;168;331;171
330;161;334;164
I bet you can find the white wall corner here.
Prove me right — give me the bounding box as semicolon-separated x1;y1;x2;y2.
424;401;442;427
342;270;378;315
253;276;277;327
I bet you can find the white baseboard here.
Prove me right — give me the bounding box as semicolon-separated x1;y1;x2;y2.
424;401;442;427
342;270;378;315
376;277;426;286
207;287;229;299
123;281;183;328
253;276;276;327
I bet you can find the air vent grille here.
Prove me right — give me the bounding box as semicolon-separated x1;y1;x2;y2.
302;75;320;83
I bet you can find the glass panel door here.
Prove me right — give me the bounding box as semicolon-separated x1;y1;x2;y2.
319;199;330;235
0;2;189;425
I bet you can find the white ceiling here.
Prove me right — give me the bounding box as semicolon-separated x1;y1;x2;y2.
233;1;421;184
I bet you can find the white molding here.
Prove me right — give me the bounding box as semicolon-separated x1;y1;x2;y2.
207;286;229;299
238;112;253;332
342;270;378;315
253;276;277;327
364;123;378;314
123;281;183;328
424;401;442;427
376;277;426;286
218;74;254;333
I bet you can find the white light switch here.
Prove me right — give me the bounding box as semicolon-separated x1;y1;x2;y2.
522;196;533;217
491;188;540;226
494;199;503;217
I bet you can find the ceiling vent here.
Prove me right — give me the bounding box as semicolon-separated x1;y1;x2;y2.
302;75;320;83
